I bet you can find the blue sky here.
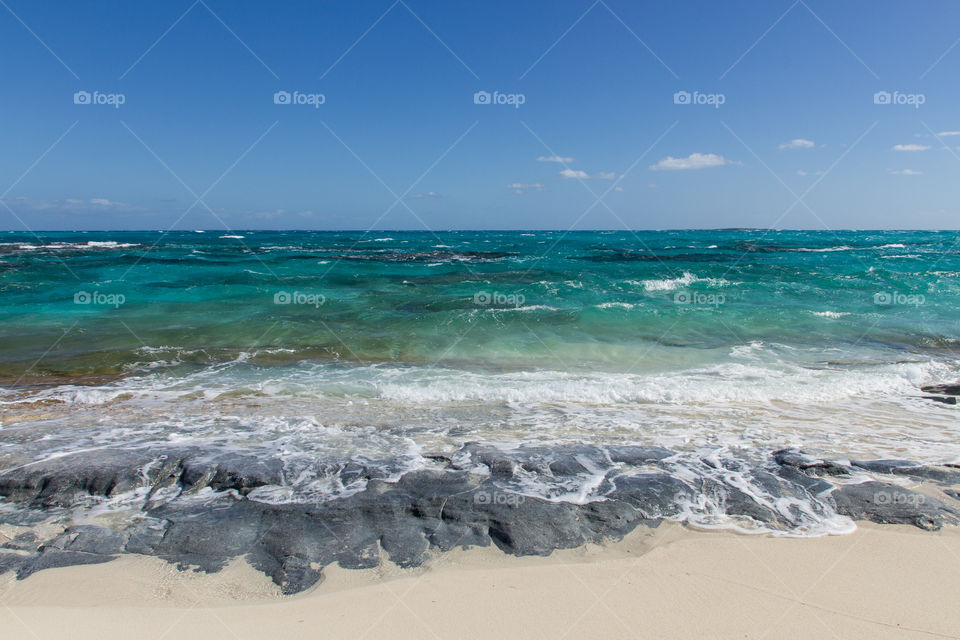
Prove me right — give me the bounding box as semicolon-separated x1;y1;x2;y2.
1;0;959;230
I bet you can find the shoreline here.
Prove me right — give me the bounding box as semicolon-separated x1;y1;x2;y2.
3;523;959;638
1;443;959;595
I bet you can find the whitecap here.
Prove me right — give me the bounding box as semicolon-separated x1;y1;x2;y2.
633;272;729;291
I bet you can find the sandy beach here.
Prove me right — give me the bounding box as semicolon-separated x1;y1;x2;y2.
3;0;959;637
3;523;959;639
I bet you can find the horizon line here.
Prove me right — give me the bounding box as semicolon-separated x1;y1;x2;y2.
3;228;960;233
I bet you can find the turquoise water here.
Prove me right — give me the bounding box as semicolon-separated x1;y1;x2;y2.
1;230;958;376
0;230;958;524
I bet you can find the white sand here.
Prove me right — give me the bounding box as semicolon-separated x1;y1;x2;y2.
2;523;959;639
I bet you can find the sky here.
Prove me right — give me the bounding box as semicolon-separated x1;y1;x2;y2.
1;0;959;231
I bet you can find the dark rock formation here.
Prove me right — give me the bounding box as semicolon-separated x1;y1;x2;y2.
0;444;957;594
832;482;958;531
920;384;960;396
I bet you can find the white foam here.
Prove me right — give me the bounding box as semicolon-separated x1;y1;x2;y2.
631;272;730;291
794;246;854;252
486;305;558;313
2;241;138;251
374;359;952;406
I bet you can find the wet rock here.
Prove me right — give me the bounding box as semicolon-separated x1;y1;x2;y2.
0;450;152;506
490;459;516;477
920;384;960;396
179;454;284;495
2;444;959;594
18;549;116;579
614;474;693;520
831;482;959;531
276;556;324;595
851;459;917;474
605;446;676;465
2;531;39;552
773;449;850;476
775;465;834;495
0;552;28;575
851;460;960;485
50;526;126;555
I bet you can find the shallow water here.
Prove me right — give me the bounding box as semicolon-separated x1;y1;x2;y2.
1;230;958;533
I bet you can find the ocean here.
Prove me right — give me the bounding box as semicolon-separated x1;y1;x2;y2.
1;229;958;538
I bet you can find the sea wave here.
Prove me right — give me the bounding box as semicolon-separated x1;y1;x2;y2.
0;240;139;251
6;357;951;412
630;272;730;291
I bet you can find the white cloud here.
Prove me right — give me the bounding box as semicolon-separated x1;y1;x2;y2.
649;153;731;171
779;138;815;150
892;144;930;151
888;168;922;175
89;197;126;207
796;170;825;176
250;209;288;220
537;155;574;163
937;131;960;137
0;196;136;212
508;182;545;194
407;192;440;199
556;169;616;179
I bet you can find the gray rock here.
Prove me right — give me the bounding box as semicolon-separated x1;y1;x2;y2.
773;448;851;476
831;482;959;531
1;443;958;594
920;384;960;396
